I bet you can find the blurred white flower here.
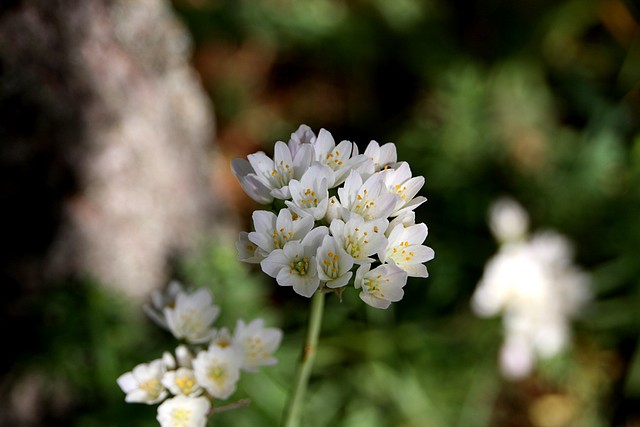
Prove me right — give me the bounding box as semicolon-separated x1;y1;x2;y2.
354;263;408;309
234;318;283;372
488;197;529;244
117;359;168;404
164;288;220;344
472;199;591;379
156;395;210;427
143;280;184;330
192;344;243;400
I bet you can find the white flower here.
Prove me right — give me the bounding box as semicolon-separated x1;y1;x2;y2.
192;344;243;400
316;235;354;288
380;222;434;278
288;124;317;157
363;140;397;171
236;231;267;264
488;197;529;244
382;162;427;217
386;210;416;237
156;395;210;427
337;170;400;222
230;157;275;204
164;288;220;344
175;345;194;368
143;280;185;330
233;318;283;371
324;195;347;223
232;140;313;201
330;216;388;264
248;209;314;255
354;263;408;309
260;226;328;297
162;345;195;371
311;129;361;187
285;164;333;220
210;327;234;348
117;359;168;404
471;225;591;379
162;368;202;396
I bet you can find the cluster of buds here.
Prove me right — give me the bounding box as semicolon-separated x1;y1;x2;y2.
117;281;283;427
471;198;591;379
232;125;435;309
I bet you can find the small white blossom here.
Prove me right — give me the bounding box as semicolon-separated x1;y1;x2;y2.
380;222;434;277
330;216;388;264
236;231;267;264
363;140;397;171
175;345;194;368
248;209;314;255
260;226;328;297
288;124;316;157
232;140;313;202
164;288;220;344
234;318;283;371
382;162;427;217
385;210;416;237
192;344;243;400
156;395;210;427
354;263;408;309
162;368;202;397
337;170;400;221
324;195;347;223
117;359;168;404
286;164;333;220
311;129;362;187
210;327;234;348
316;235;354;288
230;157;275;204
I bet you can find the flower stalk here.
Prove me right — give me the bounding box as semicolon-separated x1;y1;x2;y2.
281;291;326;427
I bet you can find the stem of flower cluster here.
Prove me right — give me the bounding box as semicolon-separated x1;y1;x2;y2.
281;291;325;427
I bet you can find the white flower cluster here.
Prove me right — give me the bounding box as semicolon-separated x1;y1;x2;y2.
232;125;435;309
471;198;591;379
117;281;283;427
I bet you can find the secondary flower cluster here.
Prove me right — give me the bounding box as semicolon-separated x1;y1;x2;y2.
117;281;283;427
232;125;435;308
471;198;591;379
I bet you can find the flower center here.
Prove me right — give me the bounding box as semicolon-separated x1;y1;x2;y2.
289;257;310;276
321;251;341;278
140;379;162;399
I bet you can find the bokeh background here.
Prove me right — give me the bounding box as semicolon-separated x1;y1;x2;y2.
2;0;640;426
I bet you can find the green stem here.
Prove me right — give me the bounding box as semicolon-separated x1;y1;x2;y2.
281;291;326;427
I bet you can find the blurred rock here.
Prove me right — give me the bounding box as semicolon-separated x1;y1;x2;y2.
0;0;227;300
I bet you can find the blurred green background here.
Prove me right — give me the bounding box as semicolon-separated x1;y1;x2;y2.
8;0;640;426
